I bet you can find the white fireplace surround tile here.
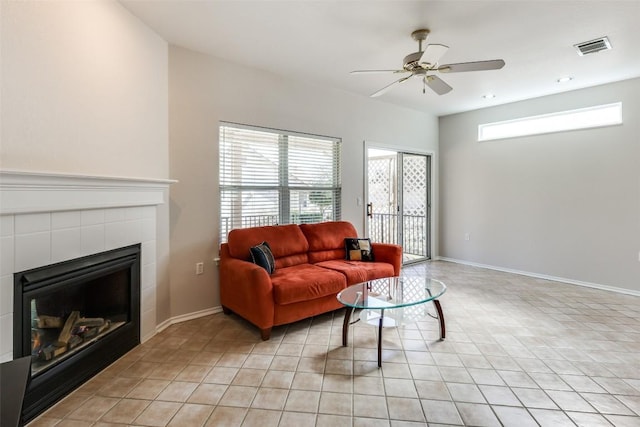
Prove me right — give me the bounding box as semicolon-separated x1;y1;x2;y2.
0;170;175;362
52;211;82;230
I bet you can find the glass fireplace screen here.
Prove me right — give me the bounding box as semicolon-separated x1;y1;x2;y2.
29;268;130;376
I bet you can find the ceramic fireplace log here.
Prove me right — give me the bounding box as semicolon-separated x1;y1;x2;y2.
58;311;80;344
75;317;106;327
34;315;63;328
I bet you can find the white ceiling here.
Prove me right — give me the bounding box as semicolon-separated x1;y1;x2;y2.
121;0;640;116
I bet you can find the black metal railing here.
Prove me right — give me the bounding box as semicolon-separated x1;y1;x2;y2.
221;213;427;258
221;215;279;241
369;213;427;258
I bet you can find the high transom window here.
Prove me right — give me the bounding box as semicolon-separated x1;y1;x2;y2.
478;102;623;141
219;122;342;242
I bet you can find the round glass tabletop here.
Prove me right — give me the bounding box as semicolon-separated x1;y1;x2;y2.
337;276;447;310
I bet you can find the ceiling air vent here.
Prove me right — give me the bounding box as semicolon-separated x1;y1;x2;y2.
574;37;612;56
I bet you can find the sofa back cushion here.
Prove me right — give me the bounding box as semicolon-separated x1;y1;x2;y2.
227;224;309;267
300;221;357;263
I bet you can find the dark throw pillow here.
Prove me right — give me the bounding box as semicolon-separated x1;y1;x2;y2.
250;241;276;274
344;238;375;261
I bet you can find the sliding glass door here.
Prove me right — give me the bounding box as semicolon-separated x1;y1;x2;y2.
366;148;431;264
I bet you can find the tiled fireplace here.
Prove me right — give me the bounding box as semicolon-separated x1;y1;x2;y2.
0;170;173;419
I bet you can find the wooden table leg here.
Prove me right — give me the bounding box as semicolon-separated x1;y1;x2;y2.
433;299;446;340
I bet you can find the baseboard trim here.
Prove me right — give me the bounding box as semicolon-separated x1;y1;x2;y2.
435;257;640;297
142;307;223;343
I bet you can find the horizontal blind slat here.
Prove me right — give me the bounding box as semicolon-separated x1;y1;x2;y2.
219;124;342;243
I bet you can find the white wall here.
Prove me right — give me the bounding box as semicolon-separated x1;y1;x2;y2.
0;2;172;323
439;78;640;293
168;46;438;317
1;0;168;179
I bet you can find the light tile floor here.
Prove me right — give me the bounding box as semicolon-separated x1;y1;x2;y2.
28;261;640;426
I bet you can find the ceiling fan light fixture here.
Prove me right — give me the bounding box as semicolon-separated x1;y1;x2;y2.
352;29;505;98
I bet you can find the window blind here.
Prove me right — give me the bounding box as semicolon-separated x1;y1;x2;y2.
219;122;342;243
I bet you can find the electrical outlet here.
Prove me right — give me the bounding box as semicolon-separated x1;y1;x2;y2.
464;233;471;241
196;262;204;275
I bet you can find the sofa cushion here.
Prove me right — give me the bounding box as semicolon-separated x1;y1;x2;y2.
227;224;309;265
271;264;347;305
314;260;395;285
300;221;357;263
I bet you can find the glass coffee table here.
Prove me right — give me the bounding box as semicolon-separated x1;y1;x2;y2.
337;276;447;367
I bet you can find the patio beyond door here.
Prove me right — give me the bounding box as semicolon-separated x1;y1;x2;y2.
366;148;431;264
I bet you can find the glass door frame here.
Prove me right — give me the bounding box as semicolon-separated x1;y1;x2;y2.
363;141;434;265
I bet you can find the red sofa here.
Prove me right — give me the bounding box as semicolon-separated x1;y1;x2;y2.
219;221;402;340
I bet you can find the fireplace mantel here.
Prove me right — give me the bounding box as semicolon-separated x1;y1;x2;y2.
0;170;177;215
0;170;175;364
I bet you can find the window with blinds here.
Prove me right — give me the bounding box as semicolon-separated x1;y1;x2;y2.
219;122;342;242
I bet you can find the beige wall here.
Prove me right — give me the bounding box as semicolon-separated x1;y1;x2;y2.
168;46;438;318
439;78;640;293
1;1;172;322
0;2;438;325
1;0;168;179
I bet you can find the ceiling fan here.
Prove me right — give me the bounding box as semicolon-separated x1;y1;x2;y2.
351;29;505;97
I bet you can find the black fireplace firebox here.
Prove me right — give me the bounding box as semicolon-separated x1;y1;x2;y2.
13;244;141;424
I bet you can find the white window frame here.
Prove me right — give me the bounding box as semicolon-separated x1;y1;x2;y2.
478;102;623;142
219;122;342;243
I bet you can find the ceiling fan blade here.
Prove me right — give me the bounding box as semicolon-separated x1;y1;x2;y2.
371;75;413;97
425;75;453;95
419;44;449;66
350;69;407;75
438;59;505;73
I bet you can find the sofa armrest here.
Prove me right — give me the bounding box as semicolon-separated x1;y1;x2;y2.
219;254;275;330
372;243;403;276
